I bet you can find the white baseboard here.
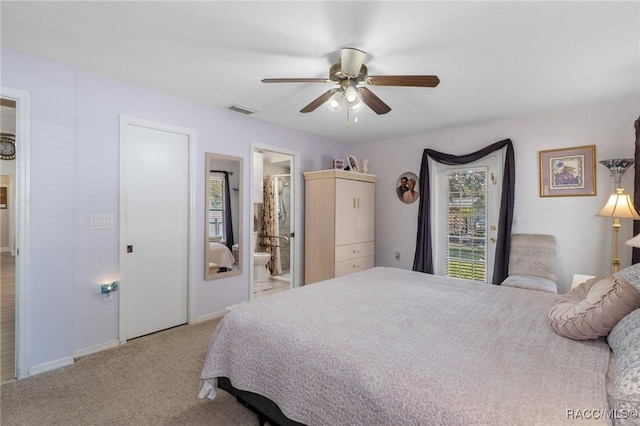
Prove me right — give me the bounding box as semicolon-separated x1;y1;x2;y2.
195;309;226;323
29;356;74;377
73;339;120;359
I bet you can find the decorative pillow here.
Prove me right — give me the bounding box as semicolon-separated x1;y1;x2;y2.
614;263;640;293
501;274;557;293
548;276;640;340
607;308;640;425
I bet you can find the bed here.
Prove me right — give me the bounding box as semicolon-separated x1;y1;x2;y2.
208;242;235;271
199;267;640;425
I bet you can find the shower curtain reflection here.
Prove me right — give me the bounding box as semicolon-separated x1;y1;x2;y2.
274;175;291;278
262;176;280;277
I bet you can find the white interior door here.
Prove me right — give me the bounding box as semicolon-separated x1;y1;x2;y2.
122;121;190;340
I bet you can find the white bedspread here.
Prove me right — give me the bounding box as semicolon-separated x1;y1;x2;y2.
200;267;611;425
208;242;235;268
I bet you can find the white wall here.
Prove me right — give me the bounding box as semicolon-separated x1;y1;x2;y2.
1;47;349;373
355;98;640;293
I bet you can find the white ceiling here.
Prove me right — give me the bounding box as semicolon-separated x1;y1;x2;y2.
1;1;638;145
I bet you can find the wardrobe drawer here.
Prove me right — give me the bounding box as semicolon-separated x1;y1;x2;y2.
335;255;374;277
335;242;375;262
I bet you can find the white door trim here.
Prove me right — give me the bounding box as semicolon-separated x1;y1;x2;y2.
250;142;302;293
431;152;504;282
1;86;31;379
119;116;197;343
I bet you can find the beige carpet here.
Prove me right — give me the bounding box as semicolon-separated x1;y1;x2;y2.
0;317;259;425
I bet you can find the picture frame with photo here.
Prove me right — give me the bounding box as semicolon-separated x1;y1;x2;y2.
346;154;359;172
332;158;344;170
396;172;420;204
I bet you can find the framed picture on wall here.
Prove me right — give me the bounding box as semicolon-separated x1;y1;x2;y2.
539;145;596;197
396;172;420;204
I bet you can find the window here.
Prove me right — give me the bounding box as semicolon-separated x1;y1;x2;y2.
209;174;226;240
445;167;488;282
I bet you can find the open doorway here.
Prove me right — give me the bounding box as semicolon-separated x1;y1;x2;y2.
1;97;17;383
250;144;300;299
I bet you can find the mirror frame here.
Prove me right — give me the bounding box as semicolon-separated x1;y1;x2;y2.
205;153;243;280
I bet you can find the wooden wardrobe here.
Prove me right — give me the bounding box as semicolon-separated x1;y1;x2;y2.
303;169;377;284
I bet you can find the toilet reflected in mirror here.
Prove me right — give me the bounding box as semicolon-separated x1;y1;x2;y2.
205;153;242;280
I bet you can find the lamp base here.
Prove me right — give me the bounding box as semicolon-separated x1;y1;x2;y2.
612;258;621;274
612;219;621;275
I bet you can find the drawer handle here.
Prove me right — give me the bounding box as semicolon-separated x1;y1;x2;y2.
353;264;359;268
352;249;360;253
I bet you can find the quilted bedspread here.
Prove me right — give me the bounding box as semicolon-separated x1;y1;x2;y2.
199;267;612;425
208;242;235;268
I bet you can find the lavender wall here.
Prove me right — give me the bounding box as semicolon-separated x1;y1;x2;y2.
354;98;640;293
2;47;349;372
4;43;638;374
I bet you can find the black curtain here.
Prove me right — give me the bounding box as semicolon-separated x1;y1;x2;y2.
632;116;640;264
412;139;516;284
222;171;234;251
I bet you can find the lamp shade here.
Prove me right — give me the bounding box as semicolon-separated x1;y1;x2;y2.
596;188;640;219
626;233;640;248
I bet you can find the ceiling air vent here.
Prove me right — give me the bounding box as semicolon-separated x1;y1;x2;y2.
227;105;256;115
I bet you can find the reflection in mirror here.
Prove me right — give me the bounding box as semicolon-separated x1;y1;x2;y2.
205;153;242;280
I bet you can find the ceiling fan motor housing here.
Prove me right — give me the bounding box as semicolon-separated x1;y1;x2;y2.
330;63;368;83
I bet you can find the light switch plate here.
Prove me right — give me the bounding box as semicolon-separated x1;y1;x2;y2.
90;214;114;230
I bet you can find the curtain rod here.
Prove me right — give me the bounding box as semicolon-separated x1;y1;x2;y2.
210;169;234;175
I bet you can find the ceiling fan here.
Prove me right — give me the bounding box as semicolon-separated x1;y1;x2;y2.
261;47;440;115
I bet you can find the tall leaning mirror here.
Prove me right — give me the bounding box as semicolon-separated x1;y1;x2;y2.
205;153;242;280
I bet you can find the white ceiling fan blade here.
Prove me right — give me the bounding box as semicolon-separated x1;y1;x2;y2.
341;47;366;77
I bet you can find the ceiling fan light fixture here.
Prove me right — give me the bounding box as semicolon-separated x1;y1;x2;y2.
344;85;359;105
328;91;344;110
349;101;364;112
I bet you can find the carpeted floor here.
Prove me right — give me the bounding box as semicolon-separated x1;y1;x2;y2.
0;317;259;426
